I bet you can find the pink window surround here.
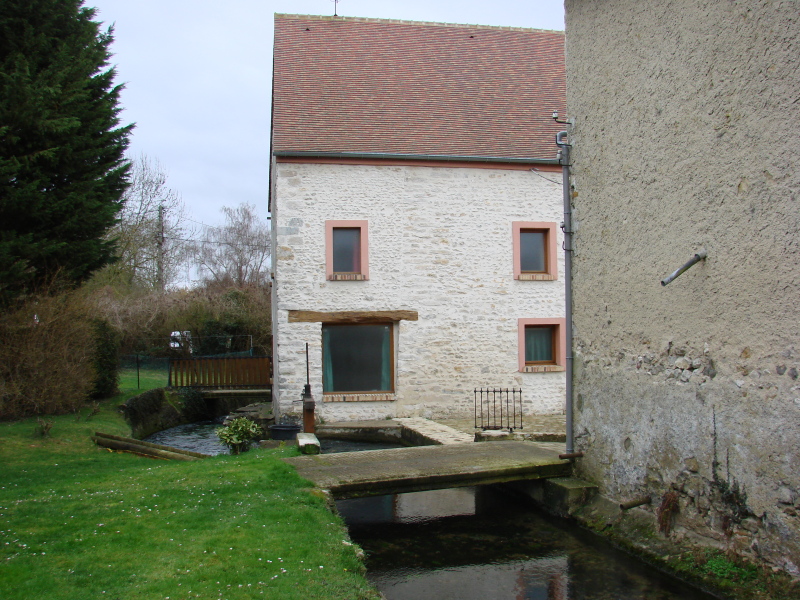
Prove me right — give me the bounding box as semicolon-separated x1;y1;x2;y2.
517;318;567;373
512;221;559;280
326;220;369;281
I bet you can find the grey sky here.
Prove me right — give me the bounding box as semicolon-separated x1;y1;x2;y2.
88;1;565;226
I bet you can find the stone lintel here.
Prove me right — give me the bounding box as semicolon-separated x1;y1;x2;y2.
288;310;418;323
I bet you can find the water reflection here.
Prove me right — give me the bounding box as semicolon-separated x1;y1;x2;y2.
320;439;406;454
143;420;229;455
339;487;716;600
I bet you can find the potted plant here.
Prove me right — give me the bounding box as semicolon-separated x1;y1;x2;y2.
216;417;261;455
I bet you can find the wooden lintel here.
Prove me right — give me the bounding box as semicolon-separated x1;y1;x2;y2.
288;310;419;323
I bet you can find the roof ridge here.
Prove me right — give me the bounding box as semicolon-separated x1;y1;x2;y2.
274;13;564;34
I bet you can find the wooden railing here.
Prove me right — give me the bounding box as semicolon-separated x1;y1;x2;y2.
168;356;272;388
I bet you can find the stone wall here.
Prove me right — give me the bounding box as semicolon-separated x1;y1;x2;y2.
271;162;565;421
565;0;800;575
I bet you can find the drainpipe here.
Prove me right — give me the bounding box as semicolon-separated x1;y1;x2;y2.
556;130;574;455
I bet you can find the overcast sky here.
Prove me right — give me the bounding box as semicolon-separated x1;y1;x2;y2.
88;0;565;227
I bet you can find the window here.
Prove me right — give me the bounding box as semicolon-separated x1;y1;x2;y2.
326;220;369;280
518;318;566;372
525;326;555;364
512;222;558;280
322;323;393;393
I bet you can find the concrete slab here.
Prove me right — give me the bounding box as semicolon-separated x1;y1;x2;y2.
283;441;571;499
508;476;598;517
394;417;474;445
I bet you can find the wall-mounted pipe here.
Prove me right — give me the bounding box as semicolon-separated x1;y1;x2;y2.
620;496;652;510
661;249;707;286
556;130;574;454
559;451;584;460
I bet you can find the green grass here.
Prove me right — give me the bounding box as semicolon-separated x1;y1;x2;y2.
119;367;170;393
669;548;799;600
0;398;379;600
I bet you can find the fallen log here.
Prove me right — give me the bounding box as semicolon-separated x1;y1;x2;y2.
92;435;206;461
94;431;211;459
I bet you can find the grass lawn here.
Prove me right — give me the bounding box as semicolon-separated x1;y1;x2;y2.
0;379;379;600
119;366;170;392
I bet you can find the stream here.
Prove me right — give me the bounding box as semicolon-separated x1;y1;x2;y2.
146;423;717;600
339;486;718;600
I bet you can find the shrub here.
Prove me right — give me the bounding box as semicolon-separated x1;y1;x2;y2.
91;319;120;398
91;283;271;357
0;289;96;420
35;417;53;437
217;417;261;455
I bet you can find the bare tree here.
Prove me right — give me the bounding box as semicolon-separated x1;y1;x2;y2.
194;203;270;287
101;155;190;291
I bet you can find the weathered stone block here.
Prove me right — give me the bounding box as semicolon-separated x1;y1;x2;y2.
296;432;321;455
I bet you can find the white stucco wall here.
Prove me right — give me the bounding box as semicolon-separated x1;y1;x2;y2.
272;162;565;421
565;0;800;574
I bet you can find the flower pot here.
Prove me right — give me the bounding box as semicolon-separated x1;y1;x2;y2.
269;424;301;441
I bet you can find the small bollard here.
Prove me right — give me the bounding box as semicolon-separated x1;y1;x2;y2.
296;432;321;455
302;383;315;434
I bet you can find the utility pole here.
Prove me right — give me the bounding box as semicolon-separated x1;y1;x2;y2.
156;203;165;292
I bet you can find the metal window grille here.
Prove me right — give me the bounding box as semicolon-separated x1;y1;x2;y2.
474;388;523;432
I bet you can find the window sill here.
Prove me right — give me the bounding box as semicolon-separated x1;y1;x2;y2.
328;273;367;281
521;365;566;373
517;273;557;281
323;393;396;402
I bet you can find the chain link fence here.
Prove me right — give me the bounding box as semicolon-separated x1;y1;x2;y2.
119;354;170;390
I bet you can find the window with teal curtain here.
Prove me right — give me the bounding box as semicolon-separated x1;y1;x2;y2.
525;326;554;363
322;324;392;392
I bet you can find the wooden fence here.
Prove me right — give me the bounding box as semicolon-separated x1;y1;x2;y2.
168;356;272;388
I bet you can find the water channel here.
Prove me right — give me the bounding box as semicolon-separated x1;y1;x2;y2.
147;423;717;600
339;486;718;600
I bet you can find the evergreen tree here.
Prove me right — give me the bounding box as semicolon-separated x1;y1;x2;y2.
0;0;133;303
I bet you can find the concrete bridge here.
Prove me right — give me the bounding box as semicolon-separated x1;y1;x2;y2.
282;440;572;500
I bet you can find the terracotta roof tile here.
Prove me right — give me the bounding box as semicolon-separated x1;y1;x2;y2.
273;14;565;162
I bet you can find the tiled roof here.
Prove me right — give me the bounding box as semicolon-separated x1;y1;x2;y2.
272;14;566;162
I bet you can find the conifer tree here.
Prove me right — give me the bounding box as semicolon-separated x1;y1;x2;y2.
0;0;133;303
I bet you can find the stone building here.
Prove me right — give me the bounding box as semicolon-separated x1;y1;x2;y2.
270;14;566;422
564;0;800;574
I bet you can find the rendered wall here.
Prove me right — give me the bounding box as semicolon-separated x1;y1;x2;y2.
565;0;800;574
271;162;565;421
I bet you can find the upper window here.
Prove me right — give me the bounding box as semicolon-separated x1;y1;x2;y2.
322;323;393;393
326;220;369;280
518;318;566;373
512;222;558;280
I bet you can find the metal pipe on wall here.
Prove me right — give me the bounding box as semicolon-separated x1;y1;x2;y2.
556;130;574;455
661;249;707;286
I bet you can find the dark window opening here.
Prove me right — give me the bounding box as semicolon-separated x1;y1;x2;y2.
520;229;547;273
322;324;393;392
332;227;361;273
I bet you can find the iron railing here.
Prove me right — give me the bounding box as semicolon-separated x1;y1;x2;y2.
474;387;523;432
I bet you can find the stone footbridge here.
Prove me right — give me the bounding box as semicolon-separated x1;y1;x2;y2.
283;438;571;500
